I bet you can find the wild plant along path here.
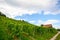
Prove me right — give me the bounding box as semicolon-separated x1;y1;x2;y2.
50;32;60;40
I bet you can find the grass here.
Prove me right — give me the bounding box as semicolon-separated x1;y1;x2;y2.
0;15;57;40
55;34;60;40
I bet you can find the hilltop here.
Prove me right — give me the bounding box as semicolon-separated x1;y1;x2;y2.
0;12;57;40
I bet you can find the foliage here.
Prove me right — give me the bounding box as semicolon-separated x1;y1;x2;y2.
57;29;60;31
55;34;60;40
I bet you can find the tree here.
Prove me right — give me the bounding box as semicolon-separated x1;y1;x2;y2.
0;12;6;17
57;29;60;31
41;24;43;27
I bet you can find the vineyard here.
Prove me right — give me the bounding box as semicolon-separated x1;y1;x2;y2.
0;15;57;40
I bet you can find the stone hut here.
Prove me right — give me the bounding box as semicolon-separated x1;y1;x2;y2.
41;24;52;28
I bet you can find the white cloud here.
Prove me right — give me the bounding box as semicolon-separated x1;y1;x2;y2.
29;20;60;25
36;20;44;25
0;2;37;18
5;0;57;10
44;10;60;15
53;25;60;29
44;20;60;24
30;20;60;28
29;20;35;24
0;0;60;18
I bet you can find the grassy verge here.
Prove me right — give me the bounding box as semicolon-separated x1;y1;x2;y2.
55;34;60;40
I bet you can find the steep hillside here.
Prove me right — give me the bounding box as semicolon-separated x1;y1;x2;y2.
0;15;57;40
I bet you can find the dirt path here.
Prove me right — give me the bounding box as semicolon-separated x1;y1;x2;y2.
50;32;60;40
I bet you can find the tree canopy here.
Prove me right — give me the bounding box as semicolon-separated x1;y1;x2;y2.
0;12;6;17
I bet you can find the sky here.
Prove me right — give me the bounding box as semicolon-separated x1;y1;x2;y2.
0;0;60;29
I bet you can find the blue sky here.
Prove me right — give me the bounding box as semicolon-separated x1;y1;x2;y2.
15;12;60;21
15;12;60;29
0;0;60;29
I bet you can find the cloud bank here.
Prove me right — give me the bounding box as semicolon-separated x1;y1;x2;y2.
0;0;60;18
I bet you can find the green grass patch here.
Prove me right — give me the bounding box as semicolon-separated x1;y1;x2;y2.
55;34;60;40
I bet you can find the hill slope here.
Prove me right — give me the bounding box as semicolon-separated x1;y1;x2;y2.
0;15;57;40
